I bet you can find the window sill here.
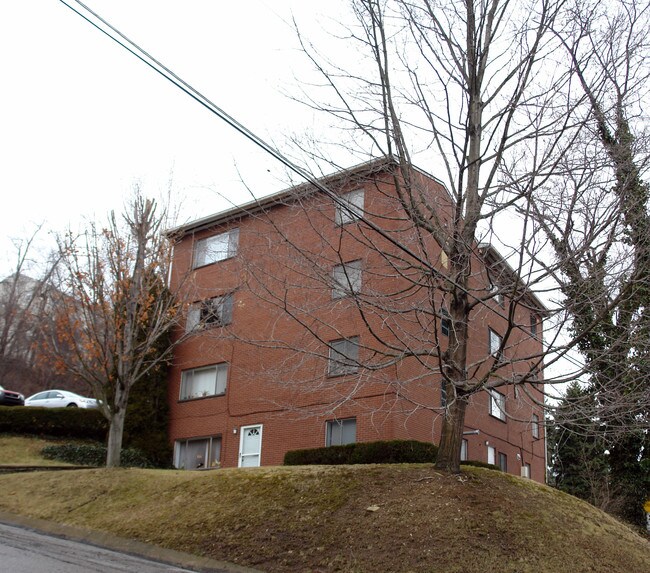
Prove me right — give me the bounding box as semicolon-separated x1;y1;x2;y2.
178;393;226;402
327;371;358;378
191;255;235;270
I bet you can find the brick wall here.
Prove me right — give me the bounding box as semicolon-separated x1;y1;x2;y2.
168;164;546;480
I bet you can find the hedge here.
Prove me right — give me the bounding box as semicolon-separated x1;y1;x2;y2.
0;404;170;468
461;459;502;471
0;406;108;441
41;443;153;468
284;439;439;466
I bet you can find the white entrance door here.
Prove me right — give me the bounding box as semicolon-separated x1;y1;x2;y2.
239;424;263;467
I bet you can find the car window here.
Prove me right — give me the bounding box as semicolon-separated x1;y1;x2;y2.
52;392;65;399
33;392;48;400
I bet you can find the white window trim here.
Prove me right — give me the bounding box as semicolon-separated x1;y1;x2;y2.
440;309;451;337
460;439;468;462
326;418;357;446
328;337;360;376
193;228;239;269
335;189;364;225
186;293;234;332
179;363;228;401
174;435;222;470
532;413;540;439
489;328;502;358
530;313;539;337
332;260;362;299
488;389;506;421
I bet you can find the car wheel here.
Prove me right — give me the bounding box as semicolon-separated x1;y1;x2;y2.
66;403;78;408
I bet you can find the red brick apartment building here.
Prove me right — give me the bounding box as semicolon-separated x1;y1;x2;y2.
167;159;547;481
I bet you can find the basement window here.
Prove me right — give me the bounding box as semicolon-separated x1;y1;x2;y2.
326;418;357;446
174;436;222;470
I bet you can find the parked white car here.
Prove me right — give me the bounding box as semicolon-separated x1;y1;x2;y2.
25;390;98;409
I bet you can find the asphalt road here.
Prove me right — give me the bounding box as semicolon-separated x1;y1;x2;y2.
0;522;198;572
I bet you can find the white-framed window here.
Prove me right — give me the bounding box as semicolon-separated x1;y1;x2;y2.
326;418;357;446
460;439;468;461
332;260;362;299
180;363;228;400
488;389;506;421
335;189;364;225
489;328;502;358
441;308;450;337
193;228;239;268
498;452;508;472
186;293;234;332
440;380;447;407
174;435;222;470
521;463;531;479
532;413;540;439
487;445;496;465
531;313;539;337
328;337;360;376
489;282;504;307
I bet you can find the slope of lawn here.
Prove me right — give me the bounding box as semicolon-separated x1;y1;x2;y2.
0;435;83;466
0;457;647;573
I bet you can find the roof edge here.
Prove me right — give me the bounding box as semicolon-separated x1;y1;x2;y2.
166;157;447;237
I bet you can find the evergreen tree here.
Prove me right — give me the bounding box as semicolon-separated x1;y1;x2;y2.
551;382;609;507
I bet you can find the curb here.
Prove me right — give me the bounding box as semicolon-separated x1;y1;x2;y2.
0;511;263;573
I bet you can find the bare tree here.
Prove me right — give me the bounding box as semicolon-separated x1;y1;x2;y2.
249;0;581;472
45;192;180;467
0;227;66;395
528;0;650;524
525;0;650;424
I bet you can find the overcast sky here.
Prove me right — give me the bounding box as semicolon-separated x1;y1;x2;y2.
0;0;351;276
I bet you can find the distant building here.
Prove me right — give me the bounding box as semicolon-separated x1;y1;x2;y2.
167;160;546;481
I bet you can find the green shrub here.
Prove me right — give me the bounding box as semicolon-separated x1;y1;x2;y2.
41;443;153;468
284;444;356;465
284;440;438;466
0;404;172;469
461;460;502;471
351;440;438;464
0;406;108;441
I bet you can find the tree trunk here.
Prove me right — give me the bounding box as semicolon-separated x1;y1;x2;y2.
106;407;126;468
435;390;469;473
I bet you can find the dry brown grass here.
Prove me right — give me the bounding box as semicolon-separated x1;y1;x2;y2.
0;461;648;573
0;435;79;466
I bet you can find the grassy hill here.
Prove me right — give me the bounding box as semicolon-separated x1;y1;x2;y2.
0;436;648;572
0;435;80;466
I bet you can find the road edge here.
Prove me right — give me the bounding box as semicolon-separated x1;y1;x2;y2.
0;510;264;573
